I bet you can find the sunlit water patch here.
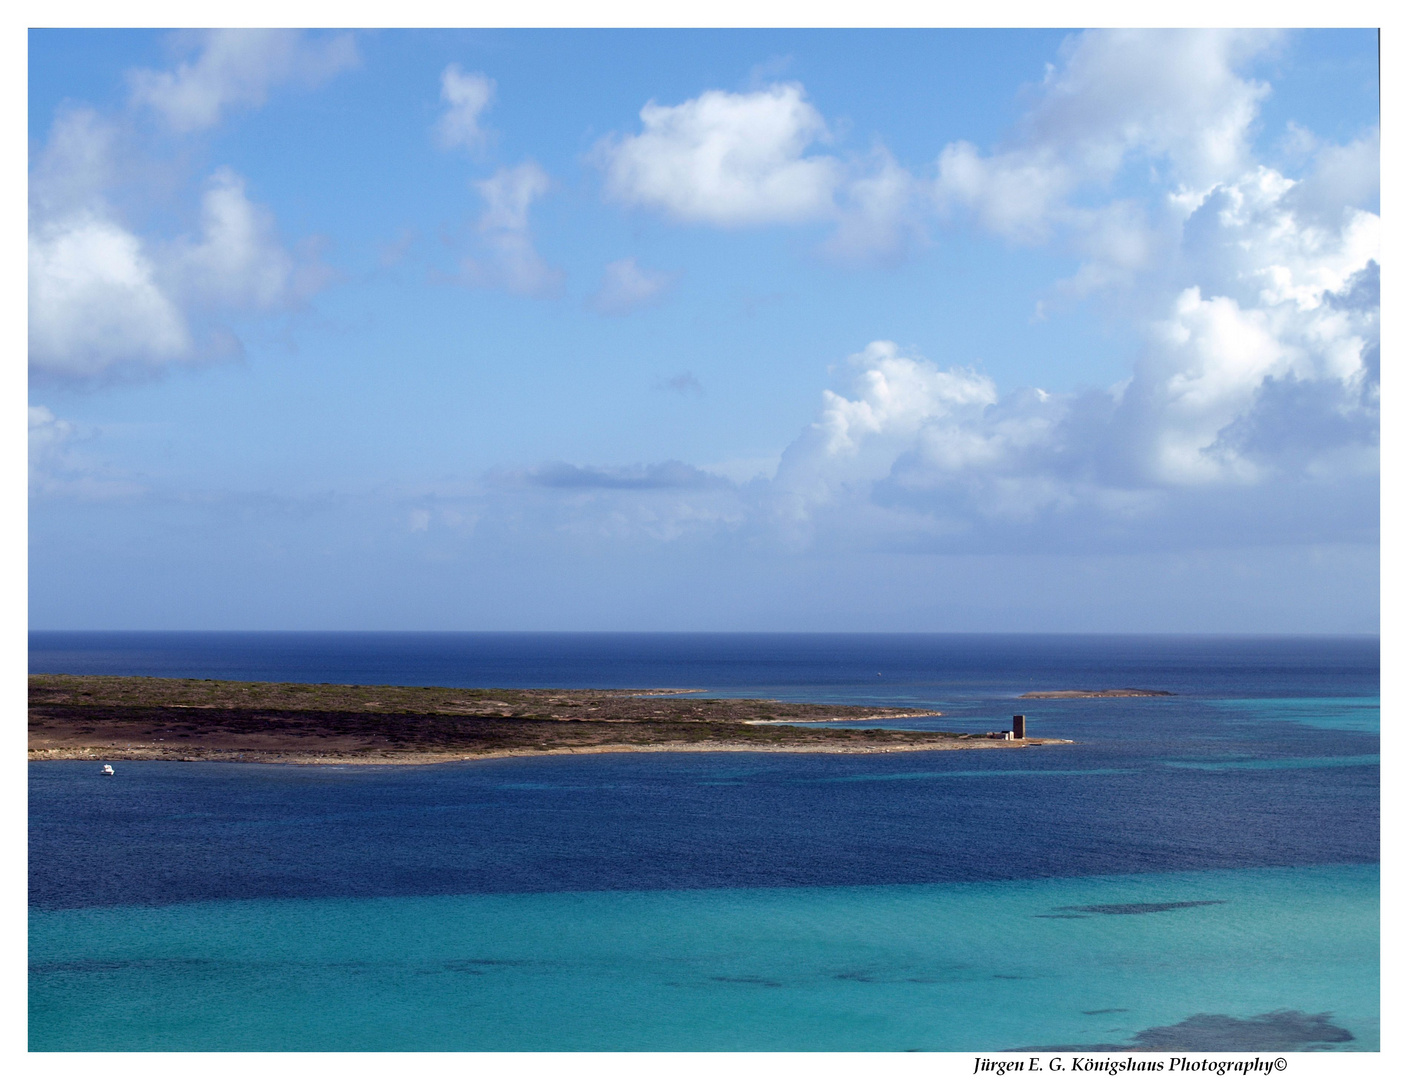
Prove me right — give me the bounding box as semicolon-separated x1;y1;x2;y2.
1163;755;1379;772
1213;698;1379;734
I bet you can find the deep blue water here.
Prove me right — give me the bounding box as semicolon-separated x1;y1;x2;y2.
26;630;1379;701
29;632;1379;1050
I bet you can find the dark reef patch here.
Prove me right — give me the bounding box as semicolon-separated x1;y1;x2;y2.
1055;900;1227;916
1017;1009;1354;1052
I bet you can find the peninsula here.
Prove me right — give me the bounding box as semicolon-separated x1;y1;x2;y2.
29;675;1068;764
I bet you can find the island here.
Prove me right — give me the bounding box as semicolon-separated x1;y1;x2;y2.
29;674;1069;764
1019;688;1173;699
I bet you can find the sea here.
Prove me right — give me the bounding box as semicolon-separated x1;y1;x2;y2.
28;632;1379;1052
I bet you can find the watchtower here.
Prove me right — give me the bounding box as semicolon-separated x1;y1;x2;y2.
1012;714;1026;739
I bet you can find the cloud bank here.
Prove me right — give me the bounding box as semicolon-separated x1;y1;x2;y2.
32;30;1378;622
492;30;1379;558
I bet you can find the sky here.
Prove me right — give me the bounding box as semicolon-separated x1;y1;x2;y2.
27;28;1380;632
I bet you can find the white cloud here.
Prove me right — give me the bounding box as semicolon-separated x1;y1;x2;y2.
595;82;927;259
29;212;192;379
786;180;1377;506
477;163;549;233
28;107;117;217
435;65;495;151
933;29;1282;291
29;166;322;381
129;29;358;133
1020;29;1276;188
171;168;315;310
596;83;840;227
590;257;674;315
812;342;998;460
935;140;1072;244
1287;128;1380;223
823;147;925;262
768;275;1375;546
1142;288;1295;484
904;27;1376;530
1124;164;1380;486
770;132;1379;535
773;342;1032;521
461;163;563;297
597;36;1285;271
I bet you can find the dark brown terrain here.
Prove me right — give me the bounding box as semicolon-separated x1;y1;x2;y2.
29;674;1068;764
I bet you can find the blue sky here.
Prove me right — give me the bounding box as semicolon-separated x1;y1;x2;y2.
28;29;1379;631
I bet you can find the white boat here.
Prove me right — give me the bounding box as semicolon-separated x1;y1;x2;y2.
102;765;114;776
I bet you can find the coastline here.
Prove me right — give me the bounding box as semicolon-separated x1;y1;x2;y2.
29;737;1069;766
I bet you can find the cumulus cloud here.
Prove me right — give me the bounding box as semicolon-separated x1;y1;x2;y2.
435;65;496;151
773;342;1045;527
29;167;322;380
29;97;331;381
590;257;675;315
785;181;1376;521
770;294;1374;551
772;28;1373;546
171;168;303;309
1020;29;1276;189
29;212;193;379
460;162;563;297
596;83;839;226
935;30;1277;233
932;30;1291;297
595;83;924;259
129;29;358;132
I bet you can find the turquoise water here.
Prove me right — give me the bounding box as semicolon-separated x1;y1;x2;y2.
29;864;1378;1052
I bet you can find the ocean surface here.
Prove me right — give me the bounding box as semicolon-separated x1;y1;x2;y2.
29;632;1379;1052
